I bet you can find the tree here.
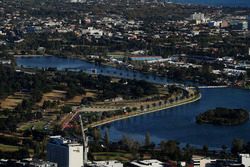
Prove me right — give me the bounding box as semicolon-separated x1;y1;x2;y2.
104;129;110;147
16;148;29;159
132;107;137;111
34;143;41;158
202;145;208;156
160;140;181;160
244;142;250;154
145;132;151;146
121;135;140;153
140;105;144;111
183;144;194;161
61;105;72;113
159;101;162;106
220;145;228;158
231;138;244;155
221;144;227;152
93;128;101;143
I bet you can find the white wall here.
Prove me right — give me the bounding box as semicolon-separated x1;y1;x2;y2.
240;154;250;167
68;145;84;167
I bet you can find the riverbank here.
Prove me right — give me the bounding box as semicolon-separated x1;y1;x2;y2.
104;88;250;147
16;55;246;88
14;54;53;58
168;0;250;8
87;93;202;128
198;85;228;89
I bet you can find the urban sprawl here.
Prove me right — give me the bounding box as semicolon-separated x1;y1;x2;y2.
0;0;250;167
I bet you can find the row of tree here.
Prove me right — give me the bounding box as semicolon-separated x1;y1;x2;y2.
89;128;250;162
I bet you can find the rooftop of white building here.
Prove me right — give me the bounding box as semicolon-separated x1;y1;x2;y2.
129;159;164;167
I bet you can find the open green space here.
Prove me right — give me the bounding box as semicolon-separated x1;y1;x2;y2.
92;152;134;162
0;144;20;152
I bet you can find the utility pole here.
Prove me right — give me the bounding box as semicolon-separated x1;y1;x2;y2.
79;115;88;167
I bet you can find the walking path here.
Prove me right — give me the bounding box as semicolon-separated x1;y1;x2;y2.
61;89;201;130
87;93;202;128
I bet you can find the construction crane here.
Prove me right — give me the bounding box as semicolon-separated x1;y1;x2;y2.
79;115;88;166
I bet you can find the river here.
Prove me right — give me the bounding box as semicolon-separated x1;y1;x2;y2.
101;88;250;148
16;56;250;148
16;56;172;85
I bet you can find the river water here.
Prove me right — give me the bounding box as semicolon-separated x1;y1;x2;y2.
16;56;172;84
101;88;250;148
16;56;250;148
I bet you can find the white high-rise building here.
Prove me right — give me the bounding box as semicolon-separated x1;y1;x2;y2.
191;12;205;21
47;136;83;167
191;12;208;24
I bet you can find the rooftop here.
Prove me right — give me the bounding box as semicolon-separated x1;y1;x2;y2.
48;135;82;147
129;159;164;167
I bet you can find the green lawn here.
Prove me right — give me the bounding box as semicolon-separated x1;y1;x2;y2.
0;144;20;152
0;144;34;154
18;120;47;131
92;152;134;162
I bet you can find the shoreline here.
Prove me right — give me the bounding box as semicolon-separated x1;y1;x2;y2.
14;54;52;58
197;85;228;89
167;0;250;8
15;55;236;88
87;93;202;128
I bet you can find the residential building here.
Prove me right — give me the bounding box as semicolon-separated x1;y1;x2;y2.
29;159;58;167
129;55;162;61
192;155;216;167
70;0;86;3
191;12;208;24
89;161;123;167
0;159;57;167
231;20;248;31
221;20;229;28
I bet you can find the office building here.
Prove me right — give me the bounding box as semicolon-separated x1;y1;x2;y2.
47;136;83;167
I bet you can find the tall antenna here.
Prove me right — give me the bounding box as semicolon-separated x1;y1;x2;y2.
79;115;88;166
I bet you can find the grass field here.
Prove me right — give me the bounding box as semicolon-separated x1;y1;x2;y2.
17;113;57;132
66;91;96;105
37;89;96;106
0;92;30;110
92;152;134;162
0;144;20;152
17;120;47;131
37;90;66;107
0;144;34;154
